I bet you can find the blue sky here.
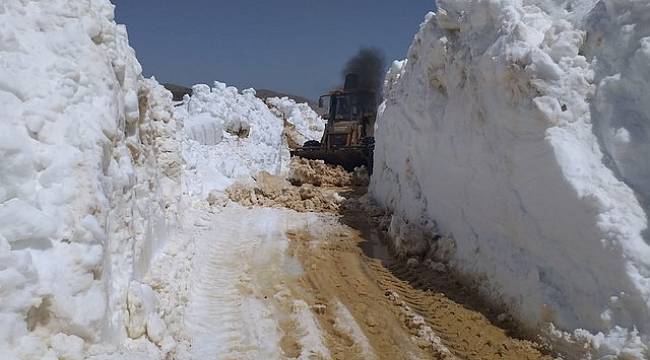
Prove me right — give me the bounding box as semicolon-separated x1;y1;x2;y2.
111;0;436;99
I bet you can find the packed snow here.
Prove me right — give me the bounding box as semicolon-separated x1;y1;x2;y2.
0;0;182;358
181;205;328;359
372;0;650;357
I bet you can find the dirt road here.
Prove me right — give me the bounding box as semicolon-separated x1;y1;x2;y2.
283;188;552;360
192;170;553;359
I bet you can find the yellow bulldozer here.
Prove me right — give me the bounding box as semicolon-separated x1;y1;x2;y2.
290;74;376;173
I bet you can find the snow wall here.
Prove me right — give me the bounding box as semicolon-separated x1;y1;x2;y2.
371;0;650;356
0;0;182;358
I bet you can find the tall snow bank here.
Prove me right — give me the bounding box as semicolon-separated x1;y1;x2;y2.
0;0;181;358
583;0;650;234
266;96;326;147
371;0;650;356
176;84;289;199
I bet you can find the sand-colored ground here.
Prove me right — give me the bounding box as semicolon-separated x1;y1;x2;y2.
226;171;345;212
223;161;555;359
284;195;553;360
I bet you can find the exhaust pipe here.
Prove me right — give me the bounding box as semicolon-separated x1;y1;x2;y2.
344;73;359;90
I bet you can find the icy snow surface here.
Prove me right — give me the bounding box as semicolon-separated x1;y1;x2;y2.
371;0;650;356
0;0;182;358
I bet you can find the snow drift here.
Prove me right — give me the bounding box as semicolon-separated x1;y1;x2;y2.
176;85;319;199
0;0;181;358
371;0;650;356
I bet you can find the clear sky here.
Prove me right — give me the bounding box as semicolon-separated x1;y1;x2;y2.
111;0;436;99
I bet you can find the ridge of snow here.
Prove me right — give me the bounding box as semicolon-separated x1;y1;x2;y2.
371;0;650;357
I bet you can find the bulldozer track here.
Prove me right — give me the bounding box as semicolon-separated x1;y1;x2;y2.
365;251;552;359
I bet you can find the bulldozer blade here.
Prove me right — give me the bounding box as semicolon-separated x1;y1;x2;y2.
291;148;368;171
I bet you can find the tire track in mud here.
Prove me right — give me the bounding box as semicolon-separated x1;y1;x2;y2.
288;229;446;359
287;197;553;360
369;260;549;359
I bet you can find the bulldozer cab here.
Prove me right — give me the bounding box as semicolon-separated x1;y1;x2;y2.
321;92;375;121
318;87;377;149
290;73;377;172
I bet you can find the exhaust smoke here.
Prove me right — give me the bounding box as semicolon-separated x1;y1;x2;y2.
342;47;386;96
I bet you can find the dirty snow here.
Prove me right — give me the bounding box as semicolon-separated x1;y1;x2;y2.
289;158;369;188
226;171;345;213
332;301;377;360
371;0;650;357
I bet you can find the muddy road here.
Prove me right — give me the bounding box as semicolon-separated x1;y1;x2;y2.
214;162;553;359
282;187;552;360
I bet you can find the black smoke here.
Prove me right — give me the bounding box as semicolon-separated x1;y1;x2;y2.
342;47;386;95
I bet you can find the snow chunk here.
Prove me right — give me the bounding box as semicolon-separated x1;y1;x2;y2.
184;113;223;146
51;333;85;360
0;199;56;249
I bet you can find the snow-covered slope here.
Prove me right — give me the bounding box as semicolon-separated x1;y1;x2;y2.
0;1;181;358
371;0;650;356
266;96;326;147
176;84;289;199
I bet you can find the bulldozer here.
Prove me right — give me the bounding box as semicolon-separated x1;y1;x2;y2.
290;74;377;173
